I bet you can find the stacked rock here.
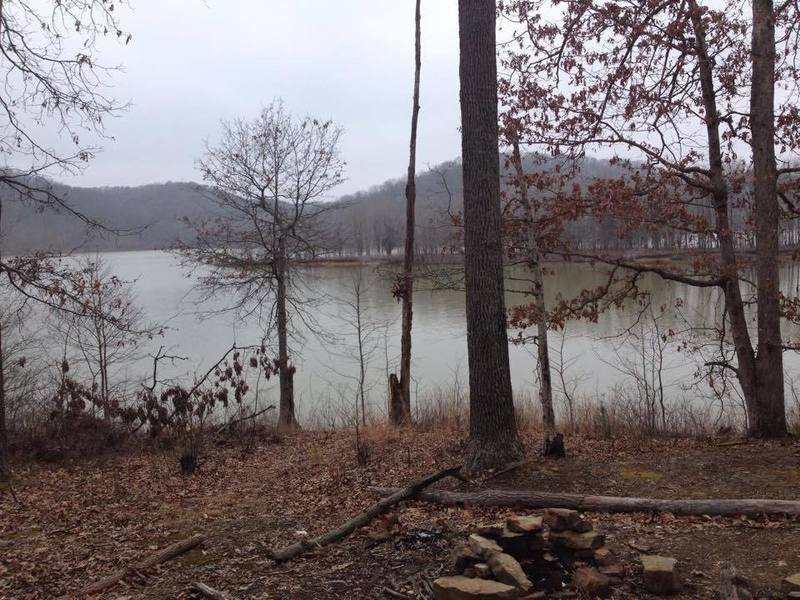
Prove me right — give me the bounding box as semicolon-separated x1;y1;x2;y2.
433;509;626;600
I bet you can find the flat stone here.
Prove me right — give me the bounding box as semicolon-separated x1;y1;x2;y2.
549;529;605;551
571;517;594;533
496;529;544;557
469;534;503;559
628;538;653;553
476;563;492;578
454;544;483;572
486;552;533;591
464;563;492;579
506;515;544;534
572;567;611;597
788;592;800;599
784;573;800;593
641;555;679;595
544;508;581;531
476;523;507;539
432;576;522;600
593;546;616;566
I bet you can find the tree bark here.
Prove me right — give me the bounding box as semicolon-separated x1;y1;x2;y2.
369;486;800;517
750;0;786;437
689;1;761;433
0;319;8;484
275;235;297;431
0;196;9;485
690;1;787;437
510;140;555;436
388;373;405;425
458;0;523;472
393;0;422;426
268;466;462;562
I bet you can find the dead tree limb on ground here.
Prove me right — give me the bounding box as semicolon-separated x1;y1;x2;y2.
69;534;205;597
368;487;800;517
268;466;463;562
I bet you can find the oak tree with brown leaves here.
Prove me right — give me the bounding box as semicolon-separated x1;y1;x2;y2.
500;0;800;437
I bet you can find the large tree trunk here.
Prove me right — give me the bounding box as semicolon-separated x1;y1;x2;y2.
510;140;555;435
458;0;523;472
393;0;422;426
750;0;786;437
275;236;297;431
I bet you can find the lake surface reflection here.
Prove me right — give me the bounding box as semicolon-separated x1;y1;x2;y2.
76;251;800;424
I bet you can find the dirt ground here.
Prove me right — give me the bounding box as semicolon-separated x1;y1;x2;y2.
1;428;799;599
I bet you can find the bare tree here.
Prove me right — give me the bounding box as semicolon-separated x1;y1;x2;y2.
48;257;153;418
328;267;385;427
182;101;345;431
390;0;422;426
458;0;523;472
0;0;132;482
0;0;129;217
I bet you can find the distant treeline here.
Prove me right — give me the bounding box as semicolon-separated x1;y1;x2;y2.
1;157;796;257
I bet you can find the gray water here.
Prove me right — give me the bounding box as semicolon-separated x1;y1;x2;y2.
66;250;800;424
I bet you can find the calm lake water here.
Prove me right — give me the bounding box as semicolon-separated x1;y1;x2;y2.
75;251;800;424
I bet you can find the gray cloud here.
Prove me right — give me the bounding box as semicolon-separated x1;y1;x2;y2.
60;0;462;197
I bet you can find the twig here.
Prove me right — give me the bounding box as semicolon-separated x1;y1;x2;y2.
2;479;22;506
479;458;532;483
215;405;275;434
192;582;241;600
383;586;414;599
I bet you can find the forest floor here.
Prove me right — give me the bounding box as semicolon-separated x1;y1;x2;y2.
1;427;799;599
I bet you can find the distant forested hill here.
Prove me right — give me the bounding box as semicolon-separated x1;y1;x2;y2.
0;181;217;254
1;156;761;256
0;163;469;256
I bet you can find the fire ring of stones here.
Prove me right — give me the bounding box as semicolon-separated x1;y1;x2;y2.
432;508;679;599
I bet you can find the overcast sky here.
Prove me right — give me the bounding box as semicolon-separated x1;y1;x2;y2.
60;1;462;197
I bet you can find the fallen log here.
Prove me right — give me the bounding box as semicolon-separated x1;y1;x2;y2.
368;487;800;517
268;466;463;562
70;534;204;597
